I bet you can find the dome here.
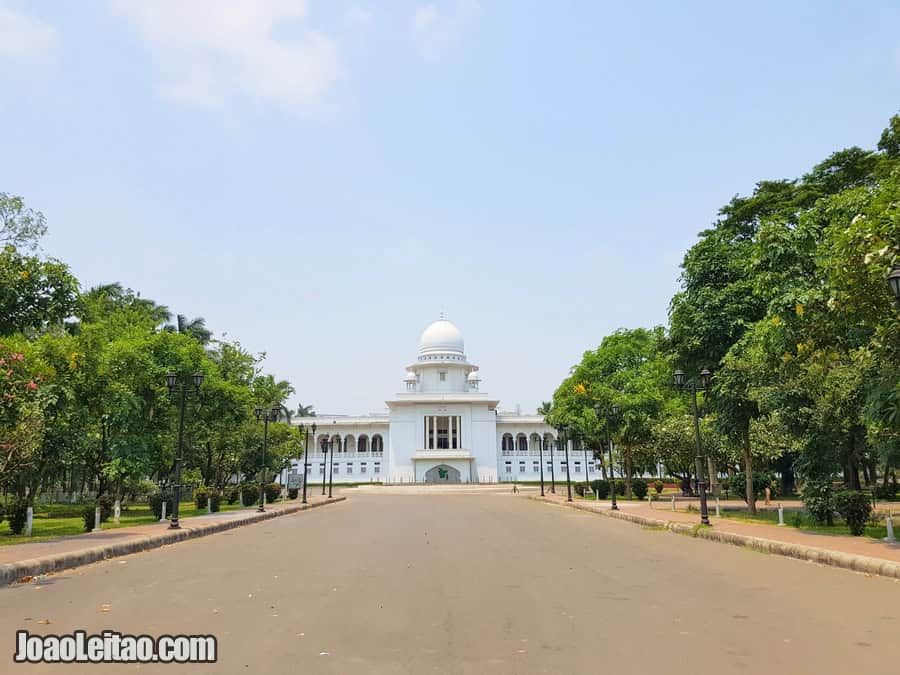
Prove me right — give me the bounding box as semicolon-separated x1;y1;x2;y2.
418;318;465;357
467;371;480;381
404;371;417;381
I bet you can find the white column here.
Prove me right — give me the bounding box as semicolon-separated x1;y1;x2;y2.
451;416;457;449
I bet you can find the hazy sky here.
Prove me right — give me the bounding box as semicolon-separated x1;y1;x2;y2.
2;1;899;415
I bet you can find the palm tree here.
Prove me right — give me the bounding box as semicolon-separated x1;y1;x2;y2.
165;314;212;345
296;403;316;417
537;401;552;416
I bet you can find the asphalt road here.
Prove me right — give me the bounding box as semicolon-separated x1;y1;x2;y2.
2;492;898;674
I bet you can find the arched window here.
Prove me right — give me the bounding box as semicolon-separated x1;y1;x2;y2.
344;435;356;453
543;433;555;452
372;434;384;453
516;434;528;452
331;435;342;453
501;433;514;452
318;435;329;452
530;433;541;451
358;435;369;453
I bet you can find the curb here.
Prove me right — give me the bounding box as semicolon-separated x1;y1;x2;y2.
529;495;900;580
0;497;347;587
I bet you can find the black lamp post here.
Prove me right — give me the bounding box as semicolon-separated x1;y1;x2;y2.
595;403;619;510
888;266;900;308
165;371;204;529
321;435;328;495
558;425;573;502
548;433;557;494
254;405;281;512
674;367;712;526
327;434;339;498
579;429;591;492
538;435;546;497
298;422;315;504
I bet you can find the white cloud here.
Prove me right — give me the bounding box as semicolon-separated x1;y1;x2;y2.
0;6;58;63
110;0;343;112
412;0;480;61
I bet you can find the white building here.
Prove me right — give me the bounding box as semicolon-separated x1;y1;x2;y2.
289;317;601;484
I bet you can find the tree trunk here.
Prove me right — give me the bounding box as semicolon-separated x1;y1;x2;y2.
742;429;756;515
624;446;633;498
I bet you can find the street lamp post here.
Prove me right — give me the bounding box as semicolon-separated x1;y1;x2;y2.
558;425;573;502
674;368;712;526
165;371;204;529
321;436;328;495
548;433;557;494
327;435;339;498
254;406;281;513
888;265;900;308
538;435;546;497
580;430;591;492
298;422;315;504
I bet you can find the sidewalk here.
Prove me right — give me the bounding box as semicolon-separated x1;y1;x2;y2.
531;492;900;579
0;495;345;586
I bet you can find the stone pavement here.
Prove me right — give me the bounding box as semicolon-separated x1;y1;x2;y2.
531;492;900;578
0;495;345;586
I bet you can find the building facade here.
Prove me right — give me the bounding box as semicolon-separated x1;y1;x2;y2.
289;317;602;485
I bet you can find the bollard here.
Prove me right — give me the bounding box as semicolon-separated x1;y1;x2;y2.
715;497;721;518
114;499;121;524
671;494;676;512
777;503;785;527
239;490;244;507
92;506;102;532
885;511;896;543
25;506;33;537
647;494;653;510
207;498;212;514
159;500;167;523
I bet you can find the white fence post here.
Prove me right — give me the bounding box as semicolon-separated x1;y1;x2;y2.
25;506;33;536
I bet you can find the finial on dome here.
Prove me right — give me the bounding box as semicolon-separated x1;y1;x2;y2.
439;309;446;320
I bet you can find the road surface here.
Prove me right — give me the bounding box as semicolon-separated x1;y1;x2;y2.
2;491;897;673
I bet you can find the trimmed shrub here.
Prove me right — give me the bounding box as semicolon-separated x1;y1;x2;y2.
149;492;175;520
241;484;259;506
874;483;898;501
194;487;209;510
208;492;221;513
264;482;282;504
614;480;626;496
225;486;240;505
288;488;299;500
631;478;648;500
574;484;588;497
834;490;872;536
653;480;664;494
7;499;28;535
728;471;778;502
81;496;114;532
590;479;610;499
803;480;835;526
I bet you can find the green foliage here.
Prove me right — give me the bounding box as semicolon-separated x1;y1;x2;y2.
287;488;299;500
590;479;610;499
208;492;221;513
81;496;113;531
241;484;259;506
264;482;282;503
7;499;28;534
0;192;48;251
802;480;836;526
653;479;664;493
874;483;898;500
631;478;648;500
833;490;873;536
727;471;778;502
0;245;79;336
225;486;240;505
149;493;175;520
194;487;209;510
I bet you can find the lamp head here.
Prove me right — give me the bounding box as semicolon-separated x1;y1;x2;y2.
673;369;685;387
611;403;620;417
192;371;204;390
888;265;900;303
254;406;263;422
165;372;178;391
700;368;712;389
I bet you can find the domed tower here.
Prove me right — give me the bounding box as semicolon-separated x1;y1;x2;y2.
406;316;480;393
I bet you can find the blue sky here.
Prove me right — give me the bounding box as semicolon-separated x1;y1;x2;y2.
2;1;899;415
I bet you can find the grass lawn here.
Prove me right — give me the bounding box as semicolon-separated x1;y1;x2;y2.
0;501;255;546
719;508;890;541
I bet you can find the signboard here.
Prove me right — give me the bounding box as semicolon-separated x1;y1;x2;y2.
287;471;302;489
